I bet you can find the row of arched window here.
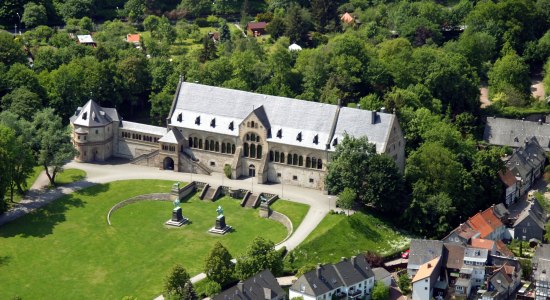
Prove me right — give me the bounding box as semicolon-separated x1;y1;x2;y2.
269;151;323;169
121;131;159;143
188;137;236;154
243;142;262;159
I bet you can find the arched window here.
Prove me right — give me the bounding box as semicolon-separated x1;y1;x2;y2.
281;153;285;163
221;143;226;153
287;154;292;165
232;144;236;154
306;157;311;168
226;143;231;153
317;159;323;169
275;151;280;162
205;139;210;150
299;156;303;166
256;136;260;142
269;151;274;161
251;133;256;141
293;154;298;165
246;134;250;141
215;141;219;152
247;121;250;127
251;121;255;128
210;140;215;151
189;137;193;148
257;145;262;159
193;137;198;148
199;139;203;149
250;144;256;158
244;143;249;157
311;157;317;169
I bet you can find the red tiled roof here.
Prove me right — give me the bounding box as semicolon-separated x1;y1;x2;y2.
481;206;504;230
468;213;493;239
471;238;495;251
496;240;514;257
127;34;140;43
341;12;354;24
499;169;517;187
247;22;267;30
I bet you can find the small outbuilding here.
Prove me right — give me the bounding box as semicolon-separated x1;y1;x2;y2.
247;21;267;36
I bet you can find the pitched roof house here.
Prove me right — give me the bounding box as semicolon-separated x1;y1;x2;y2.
407;240;444;277
247;22;267;36
412;256;443;300
443;222;480;244
341;12;355;24
212;269;284;300
466;206;507;241
484;117;550;150
513;197;548;241
289;255;375;300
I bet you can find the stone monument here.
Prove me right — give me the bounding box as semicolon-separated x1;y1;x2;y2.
208;205;232;234
165;198;189;227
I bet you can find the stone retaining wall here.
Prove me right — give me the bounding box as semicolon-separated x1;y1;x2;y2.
270;211;293;246
107;193;171;225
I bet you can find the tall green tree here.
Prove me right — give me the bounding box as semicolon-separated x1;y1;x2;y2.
488;52;531;106
180;281;198;300
58;0;93;20
372;281;390;300
284;4;311;45
0;125;17;212
164;264;191;299
178;0;212;17
22;2;47;28
31;109;78;186
1;87;42;119
310;0;339;33
124;0;146;23
204;242;235;286
337;187;355;215
0;31;26;66
235;237;283;280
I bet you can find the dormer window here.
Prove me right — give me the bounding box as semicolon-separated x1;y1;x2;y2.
297;132;302;142
277;129;282;138
229;121;234;131
82;112;88;120
195;116;201;125
332;138;338;147
177;113;182;122
210;118;216;127
313;134;319;145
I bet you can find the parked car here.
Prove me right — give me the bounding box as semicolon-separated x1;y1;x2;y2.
401;249;410;259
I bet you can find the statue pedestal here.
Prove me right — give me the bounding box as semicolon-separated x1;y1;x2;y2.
209;215;231;234
165;207;189;227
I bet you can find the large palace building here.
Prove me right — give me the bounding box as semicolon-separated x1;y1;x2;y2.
70;79;405;190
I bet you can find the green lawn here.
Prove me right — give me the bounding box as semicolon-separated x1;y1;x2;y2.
286;212;412;269
0;180;287;300
54;168;87;186
270;200;309;229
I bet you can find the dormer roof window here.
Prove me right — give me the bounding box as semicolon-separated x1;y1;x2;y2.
210;118;216;127
277;129;282;138
297;132;302;142
82;112;88;120
229;121;234;131
177;113;182;122
313;134;319;145
332;138;338;147
195;116;201;125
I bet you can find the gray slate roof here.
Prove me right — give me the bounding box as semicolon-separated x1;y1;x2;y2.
169;82;395;152
514;198;547;230
212;269;284;300
71;100;115;127
535;259;550;282
121;121;167;136
535;244;550;262
484;117;550;150
408;239;444;266
290;254;374;297
505;137;545;181
464;247;489;261
158;128;184;143
372;267;391;281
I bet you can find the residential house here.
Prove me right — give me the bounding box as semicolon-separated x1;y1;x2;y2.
77;34;96;47
500;168;520;206
126;33;141;46
462;247;489;288
443;222;480;244
442;243;465;288
340;12;355;25
467;206;507;241
412;256;443;300
289;255;375;300
372;267;392;287
495;240;515;257
407;239;444;277
513;197;548;241
483;117;550;151
247;22;267;36
212;269;285;300
471;238;497;255
490;255;522;292
483;266;515;300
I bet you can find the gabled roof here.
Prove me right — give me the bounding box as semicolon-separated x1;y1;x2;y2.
505;137;546;181
489;267;513;294
126;33;140;43
471;238;495;251
467;206;504;239
372;267;391;281
408;239;444;267
290;254;374;297
77;34;94;43
499;168;518;187
121;121;166;136
170;82;396;152
341;12;354;24
444;222;479;242
158;128;184;144
212;269;284;300
247;22;267;30
513;198;547;230
71;100;115;127
493;203;510;220
483;117;550;151
495;241;514;258
443;243;465;270
412;256;441;282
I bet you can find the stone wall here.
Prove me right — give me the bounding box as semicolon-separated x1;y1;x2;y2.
267;163;325;189
269;211;293;245
107;193;171;225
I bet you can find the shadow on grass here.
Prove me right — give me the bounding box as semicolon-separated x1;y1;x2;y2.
0;255;10;266
0;183;110;238
347;214;382;241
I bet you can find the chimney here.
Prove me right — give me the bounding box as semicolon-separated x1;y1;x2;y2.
237;281;244;293
428;263;432;268
316;263;322;278
351;256;357;267
380;107;386;113
371;111;377;124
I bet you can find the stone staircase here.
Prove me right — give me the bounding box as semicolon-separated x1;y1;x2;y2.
179;152;212;175
131;150;159;166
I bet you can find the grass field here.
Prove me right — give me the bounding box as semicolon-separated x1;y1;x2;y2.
270;200;309;229
286;212;412;269
0;180;291;299
54;168;87;186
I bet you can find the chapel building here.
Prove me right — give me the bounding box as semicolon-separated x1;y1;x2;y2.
70;79;405;190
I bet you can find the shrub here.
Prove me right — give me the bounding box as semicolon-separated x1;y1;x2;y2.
206;15;219;26
398;273;411;295
194;278;222;298
224;164;232;179
195;18;209;27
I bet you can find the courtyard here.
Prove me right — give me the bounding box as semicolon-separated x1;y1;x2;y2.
0;179;307;299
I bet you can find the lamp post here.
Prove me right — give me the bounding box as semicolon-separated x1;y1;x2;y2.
16;13;21;35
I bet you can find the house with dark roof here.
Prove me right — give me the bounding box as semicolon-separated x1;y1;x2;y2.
289;255;375;300
372;267;392;286
70;79;405;190
247;22;267;36
443;222;480;244
443;243;465;288
212;269;284;300
407;240;444;277
513;197;547;242
484;116;550;151
484;265;515;300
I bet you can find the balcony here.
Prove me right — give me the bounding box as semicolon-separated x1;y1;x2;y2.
347;289;362;298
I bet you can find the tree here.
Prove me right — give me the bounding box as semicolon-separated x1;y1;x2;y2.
1;87;42;119
337;187;355;215
178;0;211;17
398;273;411;294
199;35;217;63
326;134;405;213
219;22;230;42
78;16;93;32
58;0;93;20
310;0;339;33
204;242;235;286
0;31;26;66
488;52;531;106
235;237;283;280
0;125;17;212
372;281;390;300
22;2;47;28
31;109;78;186
266;16;286;40
164;264;191;299
284;4;311;45
124;0;146;23
200;279;221;297
180;280;198;300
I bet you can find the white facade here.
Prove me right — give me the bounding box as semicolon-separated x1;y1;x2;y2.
412;278;432;300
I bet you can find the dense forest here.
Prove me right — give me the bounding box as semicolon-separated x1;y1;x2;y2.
1;0;550;237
